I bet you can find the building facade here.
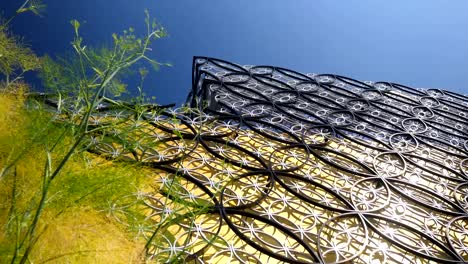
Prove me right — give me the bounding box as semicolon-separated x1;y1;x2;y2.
90;57;468;263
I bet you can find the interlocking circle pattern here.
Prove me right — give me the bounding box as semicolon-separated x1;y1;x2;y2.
80;57;467;263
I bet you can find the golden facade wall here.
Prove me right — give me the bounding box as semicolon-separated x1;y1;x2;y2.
83;57;468;263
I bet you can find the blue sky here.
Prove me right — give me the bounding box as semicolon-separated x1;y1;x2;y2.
2;0;468;105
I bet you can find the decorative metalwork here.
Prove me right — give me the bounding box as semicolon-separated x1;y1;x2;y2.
66;57;468;263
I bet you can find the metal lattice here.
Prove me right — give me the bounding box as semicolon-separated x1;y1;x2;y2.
82;57;467;263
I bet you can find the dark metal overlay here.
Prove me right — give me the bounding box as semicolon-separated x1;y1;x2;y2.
81;57;467;263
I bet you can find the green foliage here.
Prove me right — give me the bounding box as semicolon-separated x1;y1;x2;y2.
1;0;46;28
40;10;169;108
0;92;151;262
0;7;172;263
50;161;144;211
0;2;207;263
0;0;45;87
15;0;46;17
39;51;129;98
39;54;81;94
0;26;40;87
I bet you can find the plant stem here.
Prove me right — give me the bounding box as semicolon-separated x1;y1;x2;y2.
3;0;31;26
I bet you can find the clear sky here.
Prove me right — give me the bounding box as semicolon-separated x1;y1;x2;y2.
2;0;468;105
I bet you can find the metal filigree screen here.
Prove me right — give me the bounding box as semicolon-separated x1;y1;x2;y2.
73;57;467;263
